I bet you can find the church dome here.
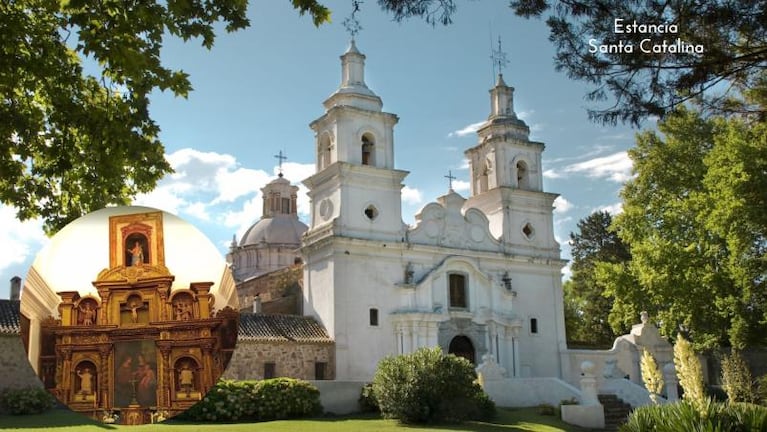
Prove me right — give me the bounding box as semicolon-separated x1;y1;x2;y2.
240;214;308;247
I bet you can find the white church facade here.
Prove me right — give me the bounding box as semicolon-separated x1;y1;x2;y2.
300;40;568;382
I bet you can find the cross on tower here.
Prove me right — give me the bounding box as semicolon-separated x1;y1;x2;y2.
444;170;456;191
491;36;509;77
274;150;287;177
343;0;364;39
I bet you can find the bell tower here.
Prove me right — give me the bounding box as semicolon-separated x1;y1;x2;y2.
463;72;560;257
303;40;408;242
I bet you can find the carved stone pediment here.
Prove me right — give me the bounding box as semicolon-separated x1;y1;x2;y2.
96;265;172;284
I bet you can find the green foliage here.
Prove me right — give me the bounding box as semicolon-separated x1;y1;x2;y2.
674;334;705;410
1;0;330;233
181;378;321;422
564;211;630;347
721;351;758;404
599;108;767;350
371;347;495;424
0;387;55;415
621;399;767;432
640;349;664;403
757;375;767;406
358;383;379;413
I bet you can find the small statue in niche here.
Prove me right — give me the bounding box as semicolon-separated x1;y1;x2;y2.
77;367;94;397
178;362;194;395
174;300;193;321
79;302;96;326
123;299;145;323
126;241;144;266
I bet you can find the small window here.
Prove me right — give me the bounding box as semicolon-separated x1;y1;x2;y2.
315;362;327;380
364;205;378;221
522;223;535;239
264;362;276;379
449;274;467;309
281;197;291;214
369;308;379;326
530;318;538;334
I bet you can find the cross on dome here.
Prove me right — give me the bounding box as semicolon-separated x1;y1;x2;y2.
444;170;457;191
274;150;287;177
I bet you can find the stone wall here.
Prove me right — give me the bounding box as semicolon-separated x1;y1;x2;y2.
0;335;41;390
223;339;334;381
237;265;302;315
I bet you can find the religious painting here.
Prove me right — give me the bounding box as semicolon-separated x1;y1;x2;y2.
114;340;158;408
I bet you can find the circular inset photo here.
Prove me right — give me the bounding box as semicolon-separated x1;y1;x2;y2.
20;206;239;424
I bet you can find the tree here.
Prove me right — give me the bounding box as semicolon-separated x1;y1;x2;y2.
564;210;630;347
1;0;330;234
598;107;767;350
377;0;767;125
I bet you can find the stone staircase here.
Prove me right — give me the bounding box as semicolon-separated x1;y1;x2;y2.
598;394;632;431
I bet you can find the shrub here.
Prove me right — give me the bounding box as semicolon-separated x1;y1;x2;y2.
640;349;664;403
721;350;757;403
371;347;495;424
673;334;705;410
757;375;767;405
182;378;321;422
358;383;378;413
621;399;767;432
0;387;55;415
252;378;322;420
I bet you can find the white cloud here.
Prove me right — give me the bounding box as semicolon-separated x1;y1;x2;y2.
401;186;423;205
542;169;562;179
0;205;48;275
452;180;471;193
546;151;633;183
447;121;485;138
458;159;470;170
595;202;624;215
561;262;573;281
134;149;315;239
553;196;573;214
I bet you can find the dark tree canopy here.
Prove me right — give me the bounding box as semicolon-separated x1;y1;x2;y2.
1;0;330;234
376;0;767;125
565;211;630;347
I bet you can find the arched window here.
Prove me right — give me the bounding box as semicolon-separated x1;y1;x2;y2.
448;273;467;309
361;134;375;166
516;161;529;189
319;134;331;169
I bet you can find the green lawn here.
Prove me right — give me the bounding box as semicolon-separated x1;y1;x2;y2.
0;408;593;432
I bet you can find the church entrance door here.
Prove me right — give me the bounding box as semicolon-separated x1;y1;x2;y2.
448;335;475;364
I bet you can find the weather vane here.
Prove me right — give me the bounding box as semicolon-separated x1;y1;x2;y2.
491;36;509;77
343;0;363;39
274;150;287;177
444;170;456;190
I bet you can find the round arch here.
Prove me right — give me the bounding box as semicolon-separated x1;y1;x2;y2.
448;335;476;364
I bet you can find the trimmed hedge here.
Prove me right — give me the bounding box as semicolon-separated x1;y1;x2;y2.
181;378;322;422
371;347;496;424
621;399;767;432
0;387;55;415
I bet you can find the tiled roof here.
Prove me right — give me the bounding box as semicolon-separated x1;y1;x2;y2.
238;313;332;343
0;300;21;335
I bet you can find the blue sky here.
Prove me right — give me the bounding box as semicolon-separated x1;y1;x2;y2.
0;0;646;298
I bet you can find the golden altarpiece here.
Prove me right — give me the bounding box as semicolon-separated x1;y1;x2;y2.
38;212;238;424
